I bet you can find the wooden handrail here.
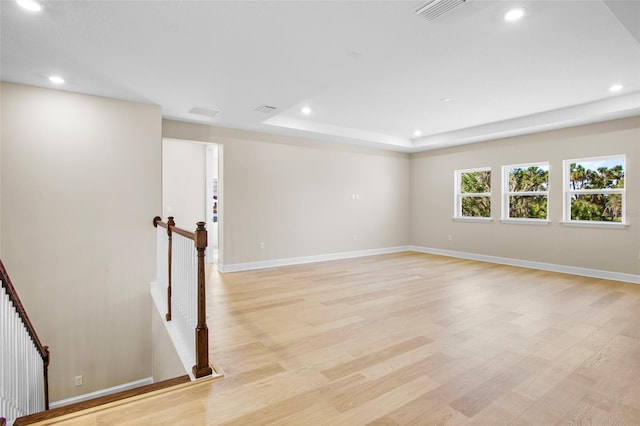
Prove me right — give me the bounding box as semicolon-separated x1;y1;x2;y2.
154;217;212;379
153;217;195;240
0;258;50;410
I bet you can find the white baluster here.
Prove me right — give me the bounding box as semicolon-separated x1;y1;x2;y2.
0;286;46;423
1;286;6;419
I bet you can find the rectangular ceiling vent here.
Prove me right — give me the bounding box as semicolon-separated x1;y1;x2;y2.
189;107;220;118
415;0;466;21
255;105;277;114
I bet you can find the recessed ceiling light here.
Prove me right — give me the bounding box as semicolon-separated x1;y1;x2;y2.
48;75;65;84
16;0;42;12
440;97;451;102
504;8;525;22
413;130;422;137
301;106;312;115
609;84;623;92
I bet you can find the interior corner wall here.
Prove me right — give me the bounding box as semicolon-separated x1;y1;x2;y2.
0;83;3;258
151;304;186;383
410;116;640;276
162;119;411;267
0;83;162;401
162;139;207;228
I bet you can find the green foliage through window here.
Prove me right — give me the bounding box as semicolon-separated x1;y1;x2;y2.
569;163;624;190
462;196;491;218
457;169;491;218
505;164;549;220
571;194;622;222
568;157;625;223
509;167;548;192
461;170;491;194
509;195;548;219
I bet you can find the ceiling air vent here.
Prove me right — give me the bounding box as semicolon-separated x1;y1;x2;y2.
415;0;466;21
189;107;220;118
254;105;278;114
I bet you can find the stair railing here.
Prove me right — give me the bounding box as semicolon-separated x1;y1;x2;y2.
153;217;212;378
0;259;49;424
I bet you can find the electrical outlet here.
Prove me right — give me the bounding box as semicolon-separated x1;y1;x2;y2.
353;234;357;241
74;375;83;386
259;242;265;249
448;234;453;241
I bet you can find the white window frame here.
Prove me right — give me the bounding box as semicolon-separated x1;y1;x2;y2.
453;167;492;221
562;155;626;227
501;162;550;224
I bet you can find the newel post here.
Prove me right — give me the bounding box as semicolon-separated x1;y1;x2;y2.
193;221;212;378
166;216;175;321
43;346;50;410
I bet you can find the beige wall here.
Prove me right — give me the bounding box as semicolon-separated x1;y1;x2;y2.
0;84;3;257
411;116;640;275
151;305;186;382
162;139;206;228
2;81;636;403
162;120;411;266
0;83;162;401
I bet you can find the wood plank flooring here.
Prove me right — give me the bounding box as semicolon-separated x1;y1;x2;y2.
28;252;640;425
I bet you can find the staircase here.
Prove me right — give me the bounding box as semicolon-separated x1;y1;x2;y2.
0;260;49;425
13;376;194;425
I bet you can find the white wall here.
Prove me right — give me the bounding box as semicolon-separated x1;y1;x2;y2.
411;116;640;276
0;84;3;258
151;305;186;383
2;81;636;404
162;120;411;267
0;83;161;401
205;144;220;261
162;139;207;230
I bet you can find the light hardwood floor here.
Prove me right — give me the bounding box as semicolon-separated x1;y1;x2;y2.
30;252;640;425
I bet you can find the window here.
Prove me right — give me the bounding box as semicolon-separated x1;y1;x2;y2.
563;155;625;224
454;168;491;219
502;163;549;221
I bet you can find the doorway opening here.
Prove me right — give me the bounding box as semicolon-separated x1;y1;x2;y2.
161;138;222;267
205;144;220;265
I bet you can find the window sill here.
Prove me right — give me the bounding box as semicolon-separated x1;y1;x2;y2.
560;221;628;229
452;217;493;223
500;219;550;225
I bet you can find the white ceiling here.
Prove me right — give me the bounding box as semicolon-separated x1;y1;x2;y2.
2;0;639;152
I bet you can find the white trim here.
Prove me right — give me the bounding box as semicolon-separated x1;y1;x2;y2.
408;245;640;284
218;246;410;273
454;167;492;220
568;188;624;195
564;154;626;166
501;162;550;221
560;220;628;229
49;377;154;409
563;155;626;224
500;219;550;225
452;217;493;223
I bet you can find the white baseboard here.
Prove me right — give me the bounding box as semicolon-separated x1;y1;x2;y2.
49;377;154;409
218;246;411;273
408;245;640;284
217;245;639;283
